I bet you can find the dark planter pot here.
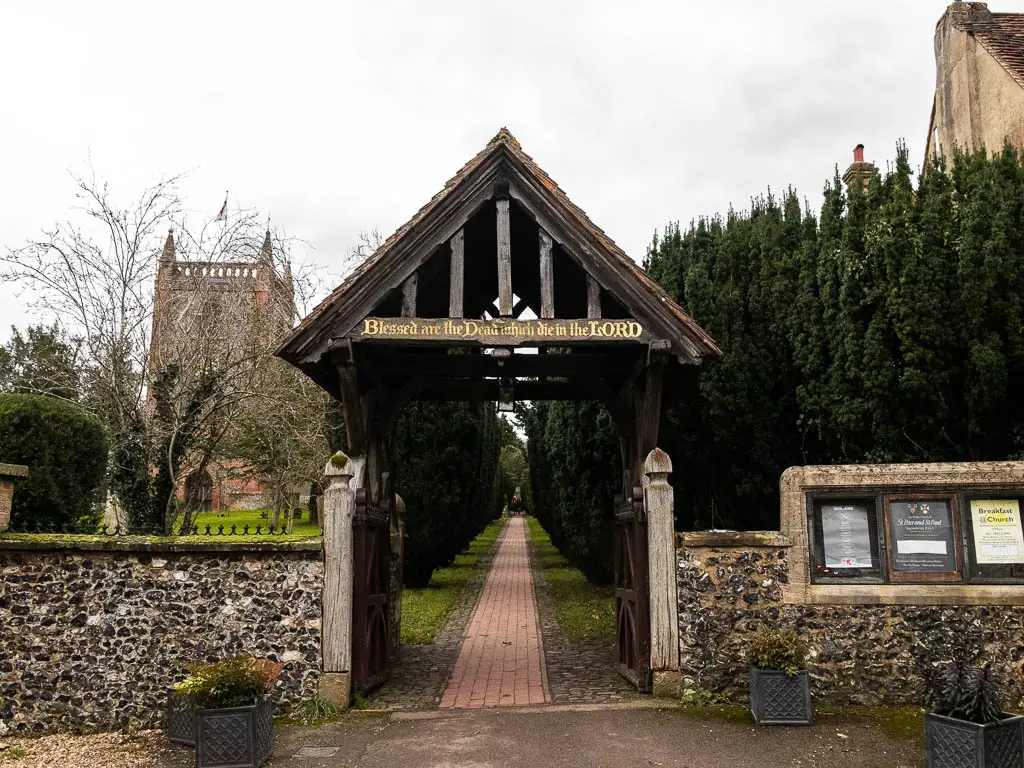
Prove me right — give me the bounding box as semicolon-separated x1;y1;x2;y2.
925;711;1024;768
166;689;196;747
195;695;274;768
749;667;813;726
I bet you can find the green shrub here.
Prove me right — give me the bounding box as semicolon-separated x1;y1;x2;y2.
395;401;505;587
173;657;268;710
746;627;807;676
0;393;108;529
931;659;1005;724
522;400;618;584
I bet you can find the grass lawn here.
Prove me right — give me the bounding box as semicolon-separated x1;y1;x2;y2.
400;518;507;645
0;508;324;545
526;515;615;643
173;508;321;540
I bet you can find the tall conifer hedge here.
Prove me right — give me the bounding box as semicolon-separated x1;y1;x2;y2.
395;401;507;586
525;143;1024;573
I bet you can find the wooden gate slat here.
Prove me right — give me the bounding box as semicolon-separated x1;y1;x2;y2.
352;491;392;694
614;488;651;692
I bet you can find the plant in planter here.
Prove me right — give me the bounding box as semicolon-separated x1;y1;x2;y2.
172;657;278;768
925;658;1023;768
746;626;812;726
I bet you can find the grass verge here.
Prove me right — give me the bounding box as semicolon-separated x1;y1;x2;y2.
172;508;321;539
817;705;924;741
401;517;506;645
675;696;926;741
0;747;28;763
0;508;322;545
525;515;615;643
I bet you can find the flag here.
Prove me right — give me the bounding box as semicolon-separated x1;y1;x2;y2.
216;191;228;221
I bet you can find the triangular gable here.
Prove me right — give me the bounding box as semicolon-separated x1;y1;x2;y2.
946;8;1024;91
277;129;720;378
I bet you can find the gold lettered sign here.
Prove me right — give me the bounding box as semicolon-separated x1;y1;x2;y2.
359;317;646;344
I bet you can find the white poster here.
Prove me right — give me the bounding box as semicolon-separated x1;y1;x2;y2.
971;500;1024;565
821;504;873;568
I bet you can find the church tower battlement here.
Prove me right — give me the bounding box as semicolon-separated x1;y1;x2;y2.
150;228;296;377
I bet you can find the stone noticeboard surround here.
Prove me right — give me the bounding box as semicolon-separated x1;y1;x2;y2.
677;462;1024;707
782;462;1024;604
0;538;323;734
0;463;29;533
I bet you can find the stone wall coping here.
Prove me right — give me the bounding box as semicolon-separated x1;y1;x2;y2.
0;535;322;554
677;530;792;549
0;463;28;478
792;583;1024;606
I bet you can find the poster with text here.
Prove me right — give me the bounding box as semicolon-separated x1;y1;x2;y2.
970;499;1024;564
889;499;957;572
821;504;873;568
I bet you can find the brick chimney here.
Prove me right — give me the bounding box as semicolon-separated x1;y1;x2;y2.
943;1;993;28
842;144;875;193
930;1;996;158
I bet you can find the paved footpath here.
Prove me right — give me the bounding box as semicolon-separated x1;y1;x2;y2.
256;705;920;768
439;517;549;708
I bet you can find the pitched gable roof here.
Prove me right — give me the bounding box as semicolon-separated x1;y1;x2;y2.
277;129;720;367
981;14;1024;88
950;6;1024;89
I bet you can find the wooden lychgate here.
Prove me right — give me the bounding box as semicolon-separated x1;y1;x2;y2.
277;129;721;695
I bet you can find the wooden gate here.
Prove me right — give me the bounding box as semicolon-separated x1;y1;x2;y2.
614;486;651;691
352;488;391;694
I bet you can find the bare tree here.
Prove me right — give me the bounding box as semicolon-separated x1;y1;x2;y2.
1;170;321;532
226;357;333;532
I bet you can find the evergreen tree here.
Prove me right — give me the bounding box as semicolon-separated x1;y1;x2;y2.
526;142;1024;555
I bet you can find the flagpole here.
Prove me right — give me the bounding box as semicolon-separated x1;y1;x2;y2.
216;190;228;224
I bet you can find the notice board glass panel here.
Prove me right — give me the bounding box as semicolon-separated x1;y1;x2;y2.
884;494;963;583
963;494;1024;583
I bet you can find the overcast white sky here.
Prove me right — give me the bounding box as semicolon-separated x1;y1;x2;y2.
2;0;1018;340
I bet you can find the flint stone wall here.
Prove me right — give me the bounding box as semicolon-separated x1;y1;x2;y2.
0;539;323;734
677;533;1024;707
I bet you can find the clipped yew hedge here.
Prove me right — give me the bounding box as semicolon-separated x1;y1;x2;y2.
0;393;108;529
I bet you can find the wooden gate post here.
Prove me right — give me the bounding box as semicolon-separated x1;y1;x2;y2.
389;494;406;662
644;448;681;697
320;451;355;707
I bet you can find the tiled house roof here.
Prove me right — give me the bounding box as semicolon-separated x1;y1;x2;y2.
952;9;1024;89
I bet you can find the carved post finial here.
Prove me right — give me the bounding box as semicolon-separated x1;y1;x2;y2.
645;447;672;478
326;451;352;479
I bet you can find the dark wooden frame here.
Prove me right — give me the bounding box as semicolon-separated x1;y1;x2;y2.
960;491;1024;584
351;488;391;695
883;492;964;584
614;488;651;692
806;492;885;584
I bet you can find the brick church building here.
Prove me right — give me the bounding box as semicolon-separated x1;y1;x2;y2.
149;228;296;513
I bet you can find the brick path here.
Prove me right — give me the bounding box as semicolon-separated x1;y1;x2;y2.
440;517;549;708
365;523;506;710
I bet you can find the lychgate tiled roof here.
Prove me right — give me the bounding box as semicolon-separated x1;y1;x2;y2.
281;128;720;361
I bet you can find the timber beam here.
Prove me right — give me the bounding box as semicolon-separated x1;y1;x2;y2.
496;183;512;317
449;229;464;319
337;363;368;456
415;380;594;402
368;352;630;380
